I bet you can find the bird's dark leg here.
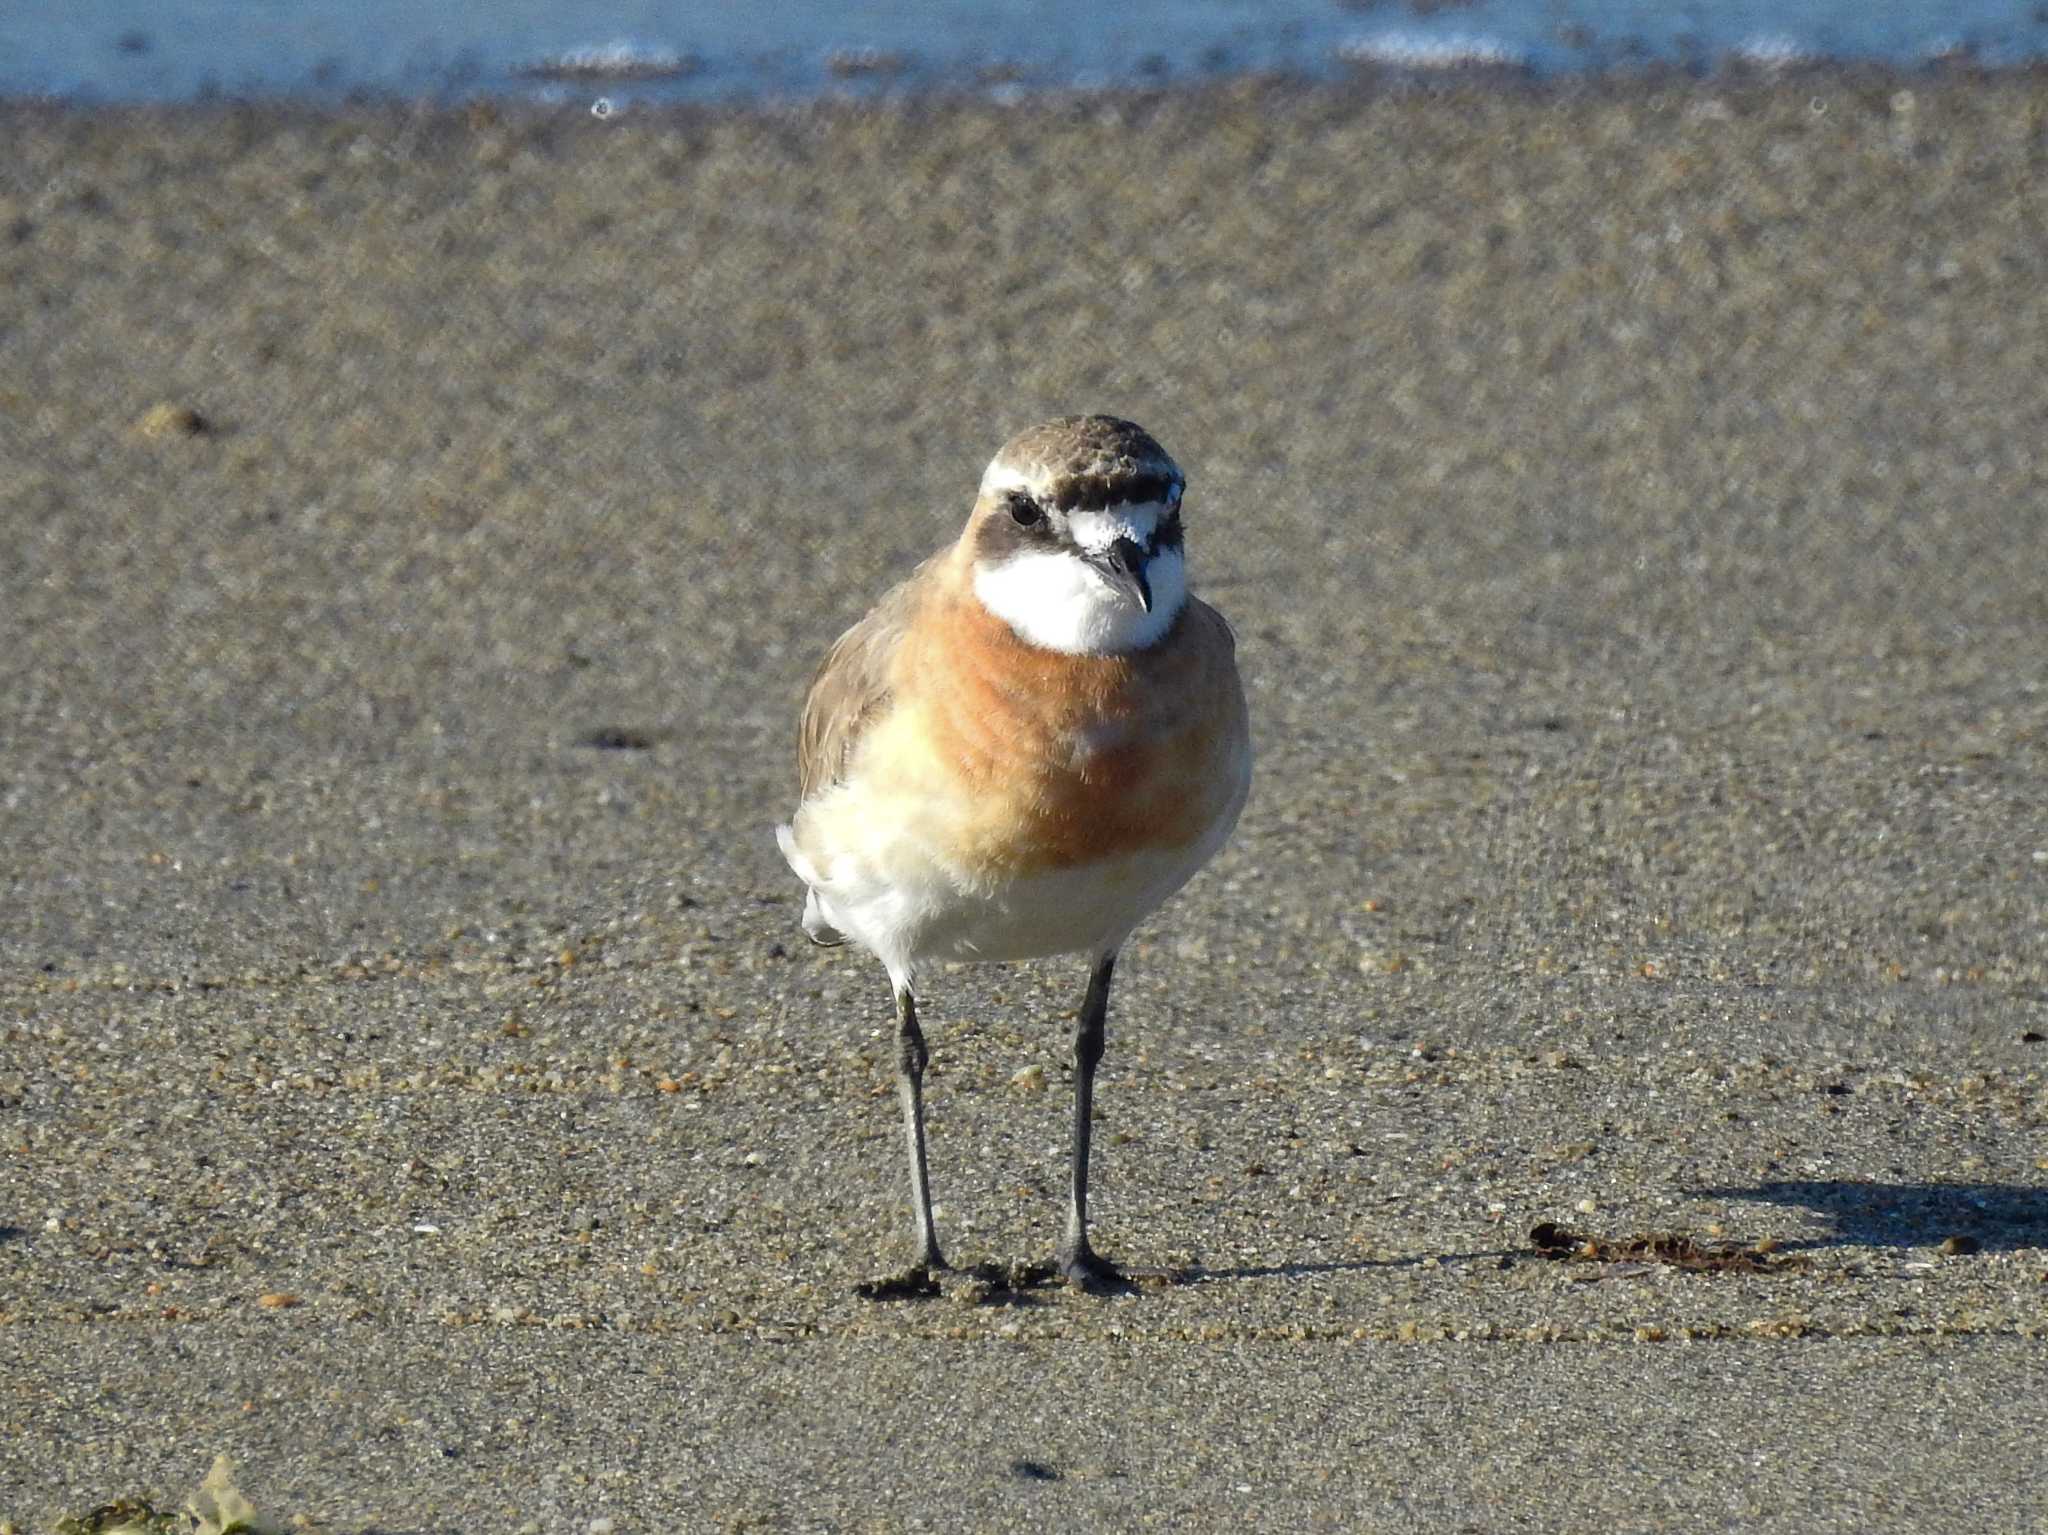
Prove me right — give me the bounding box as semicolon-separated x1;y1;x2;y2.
893;981;946;1273
1057;950;1122;1287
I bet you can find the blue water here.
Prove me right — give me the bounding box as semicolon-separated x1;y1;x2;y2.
4;1;2044;105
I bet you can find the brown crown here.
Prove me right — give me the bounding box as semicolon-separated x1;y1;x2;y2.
990;416;1184;512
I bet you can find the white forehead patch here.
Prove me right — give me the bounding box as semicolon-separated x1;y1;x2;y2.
1064;501;1177;554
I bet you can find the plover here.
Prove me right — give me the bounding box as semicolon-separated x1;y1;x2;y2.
776;415;1250;1288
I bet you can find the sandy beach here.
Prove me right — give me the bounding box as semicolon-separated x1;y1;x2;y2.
2;74;2045;1529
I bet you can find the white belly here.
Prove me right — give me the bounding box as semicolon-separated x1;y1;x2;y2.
905;842;1216;963
776;746;1246;979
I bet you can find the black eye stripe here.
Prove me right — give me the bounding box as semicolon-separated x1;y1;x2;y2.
1047;470;1180;512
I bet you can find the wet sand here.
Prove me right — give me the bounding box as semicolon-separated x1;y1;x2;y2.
2;75;2045;1530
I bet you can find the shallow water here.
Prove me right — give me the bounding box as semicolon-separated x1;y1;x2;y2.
5;0;2046;106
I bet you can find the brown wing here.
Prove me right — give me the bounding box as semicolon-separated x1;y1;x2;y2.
795;564;929;802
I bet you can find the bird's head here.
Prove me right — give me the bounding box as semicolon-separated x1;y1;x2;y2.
964;415;1188;655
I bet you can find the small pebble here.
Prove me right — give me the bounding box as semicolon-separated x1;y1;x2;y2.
136;401;208;438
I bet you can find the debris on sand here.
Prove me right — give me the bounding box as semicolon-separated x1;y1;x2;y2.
1528;1221;1808;1274
52;1453;281;1535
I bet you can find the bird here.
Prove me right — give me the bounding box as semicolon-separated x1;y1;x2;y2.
776;415;1250;1290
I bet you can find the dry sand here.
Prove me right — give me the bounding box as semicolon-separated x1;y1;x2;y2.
2;74;2046;1530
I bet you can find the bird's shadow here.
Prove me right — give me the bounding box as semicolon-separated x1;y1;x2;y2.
856;1249;1513;1302
1691;1179;2048;1253
859;1183;2048;1303
1180;1249;1516;1284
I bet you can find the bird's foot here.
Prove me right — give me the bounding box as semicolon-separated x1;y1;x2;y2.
1057;1246;1141;1294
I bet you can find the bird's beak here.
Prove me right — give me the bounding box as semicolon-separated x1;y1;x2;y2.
1091;536;1153;613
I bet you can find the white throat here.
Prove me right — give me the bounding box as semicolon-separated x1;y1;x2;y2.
971;500;1187;656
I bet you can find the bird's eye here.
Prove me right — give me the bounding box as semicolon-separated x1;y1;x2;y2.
1158;506;1184;544
1007;493;1044;528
